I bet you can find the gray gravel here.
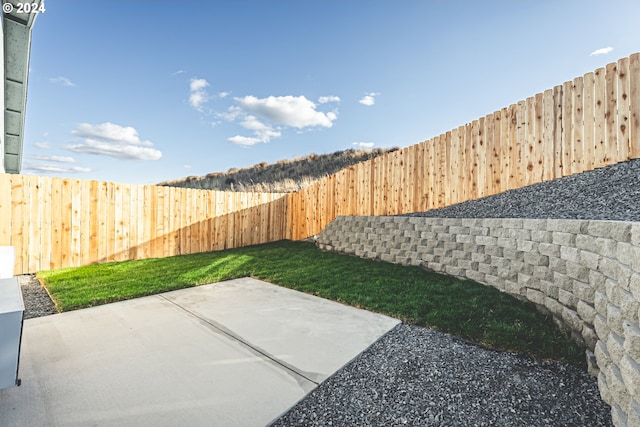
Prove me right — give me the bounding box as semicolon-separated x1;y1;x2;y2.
271;324;612;427
17;274;58;319
404;158;640;221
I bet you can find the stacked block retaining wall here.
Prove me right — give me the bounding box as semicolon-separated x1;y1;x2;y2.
316;216;640;427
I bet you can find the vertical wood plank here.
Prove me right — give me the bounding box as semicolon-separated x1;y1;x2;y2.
594;68;607;168
60;179;72;268
28;176;41;273
542;90;555;182
552;86;564;179
561;81;574;177
0;174;11;246
70;179;82;267
617;56;631;161
490;114;501;196
582;72;595;172
40;176;52;271
572;77;585;174
482;113;493;196
605;61;618;166
630;53;640;158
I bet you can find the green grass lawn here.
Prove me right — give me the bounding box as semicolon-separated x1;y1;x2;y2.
37;239;585;367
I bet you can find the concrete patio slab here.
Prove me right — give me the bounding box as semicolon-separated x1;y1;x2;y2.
0;278;400;427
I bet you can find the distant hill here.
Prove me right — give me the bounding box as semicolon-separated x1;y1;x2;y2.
158;147;399;193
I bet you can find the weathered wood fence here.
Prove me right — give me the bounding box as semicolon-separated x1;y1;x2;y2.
1;53;638;274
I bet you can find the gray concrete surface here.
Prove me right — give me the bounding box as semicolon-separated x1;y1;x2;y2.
0;277;400;427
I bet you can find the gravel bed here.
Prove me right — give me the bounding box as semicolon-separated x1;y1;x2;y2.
404;158;640;221
271;324;612;427
17;274;58;319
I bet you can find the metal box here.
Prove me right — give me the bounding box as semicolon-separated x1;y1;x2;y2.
0;277;24;389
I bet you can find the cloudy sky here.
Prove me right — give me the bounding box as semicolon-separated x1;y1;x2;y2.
19;0;640;184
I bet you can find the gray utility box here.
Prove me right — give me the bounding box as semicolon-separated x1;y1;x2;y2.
0;277;24;389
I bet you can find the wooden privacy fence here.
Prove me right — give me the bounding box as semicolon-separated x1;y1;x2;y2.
0;174;287;275
1;53;638;274
287;53;640;239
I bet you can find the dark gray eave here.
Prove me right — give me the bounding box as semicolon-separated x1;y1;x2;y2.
2;0;40;174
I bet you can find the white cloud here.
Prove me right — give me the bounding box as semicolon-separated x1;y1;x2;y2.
235;95;337;128
67;122;162;161
359;92;379;106
172;70;186;76
189;78;210;110
590;47;614;56
318;96;341;104
34;141;50;149
184;165;191;169
24;163;91;174
228;115;282;146
218;91;230;98
31;154;76;163
353;142;375;149
49;76;76;87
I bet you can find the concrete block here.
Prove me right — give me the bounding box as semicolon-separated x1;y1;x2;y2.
465;269;486;283
484;274;505;291
489;228;509;238
578;250;601;270
522;219;547;231
538;242;560;258
462;243;483;254
552;231;576;246
475;235;497;246
589;270;607;292
632;223;640;246
530;230;552;243
608;303;625;337
594;314;611;340
420;231;438;240
501;218;524;229
524;252;549;266
426;262;444;273
549;256;567;274
560;246;580;263
540;280;559;299
491;256;511;269
595;339;612;368
517;272;534;288
504;280;524;296
481;218;505;228
621;354;640;399
479;263;498;276
497;269;518;281
484;246;503;257
508;228;531;241
457;259;478;272
436;233;455;242
503;248;524;261
577;300;597;325
471;253;491;264
595;290;609;316
624;321;640;363
431;225;448;234
611;404;628;427
559;288;578;309
532;266;553;281
461;218;483;227
621;289;640;324
561;306;584;333
543;294;561;312
632;273;640;300
586;348;600;376
496;237;518;249
627;399;640;427
443;218;463;226
469;226;489;236
393;217;411;225
606;362;630;409
608;330;626;365
455;234;474;244
588;221;626;239
606;279;622;307
517;240;538;252
553;271;574;291
573;281;595;303
444;242;463;251
444;265;465;278
597;372;612;406
433;247;452;257
526;288;546;306
582;323;598;350
512;261;533;275
403;230;421;240
448;225;469;235
566;261;590;282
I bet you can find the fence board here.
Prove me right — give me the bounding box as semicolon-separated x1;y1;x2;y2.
605;61;618;165
618;57;631;161
583;72;595;172
594;67;607;168
631;53;640;158
572;77;585;175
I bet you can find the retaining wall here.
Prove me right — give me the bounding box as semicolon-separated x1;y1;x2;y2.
316;216;640;427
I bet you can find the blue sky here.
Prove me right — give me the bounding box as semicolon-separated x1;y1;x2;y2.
20;0;640;185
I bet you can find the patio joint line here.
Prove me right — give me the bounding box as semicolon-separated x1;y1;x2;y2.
157;294;320;386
